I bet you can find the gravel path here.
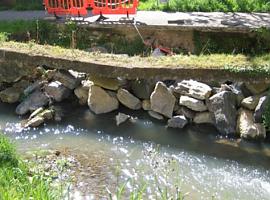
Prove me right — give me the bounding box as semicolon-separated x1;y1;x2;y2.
1;10;269;29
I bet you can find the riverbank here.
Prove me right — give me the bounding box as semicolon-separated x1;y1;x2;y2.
0;42;269;141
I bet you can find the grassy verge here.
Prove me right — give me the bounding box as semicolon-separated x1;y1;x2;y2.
0;133;59;199
1;41;269;74
138;0;270;12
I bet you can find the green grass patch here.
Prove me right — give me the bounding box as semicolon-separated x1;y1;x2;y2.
1;41;270;75
0;133;59;200
139;0;270;12
0;0;43;11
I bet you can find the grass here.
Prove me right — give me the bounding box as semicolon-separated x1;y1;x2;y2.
138;0;270;12
0;133;59;200
1;41;270;75
0;0;43;11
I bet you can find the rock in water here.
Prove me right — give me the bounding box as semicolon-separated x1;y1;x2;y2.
117;89;141;110
241;95;261;110
44;81;71;102
24;116;45;128
167;115;188;128
131;79;155;100
208;91;237;135
179;96;207;112
88;85;119;114
237;109;266;140
148;111;164;120
150;82;176;118
142;100;151;111
74;80;93;105
16;90;49;115
115;113;130;126
254;96;269;123
193;112;213;124
174;80;212;100
53;70;82;90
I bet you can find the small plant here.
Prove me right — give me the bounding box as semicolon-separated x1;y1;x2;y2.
0;134;18;167
0;32;8;43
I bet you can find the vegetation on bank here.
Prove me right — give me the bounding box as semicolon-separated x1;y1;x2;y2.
139;0;270;12
1;0;270;12
0;41;269;75
0;0;43;11
0;133;59;199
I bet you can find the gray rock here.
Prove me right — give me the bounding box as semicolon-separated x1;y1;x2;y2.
177;106;196;119
174;80;212;100
115;113;130;126
131;79;155;100
179;96;207;112
148;110;164;120
23;80;47;96
254;96;269;123
241;95;261;110
24;116;45;128
74;80;93;105
150;82;176;118
0;80;30;103
208;91;237;135
117;89;141;110
53;70;82;90
89;75;123;91
16;90;49;115
142;100;151;111
167;115;188;128
88;85;119;114
193;112;213;124
237;109;266;140
44;81;71;102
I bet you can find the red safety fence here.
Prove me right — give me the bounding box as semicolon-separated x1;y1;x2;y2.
43;0;138;16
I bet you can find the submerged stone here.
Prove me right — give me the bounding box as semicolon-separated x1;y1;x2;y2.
167;115;188;128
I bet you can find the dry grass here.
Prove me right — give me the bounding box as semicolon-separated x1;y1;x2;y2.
1;41;269;73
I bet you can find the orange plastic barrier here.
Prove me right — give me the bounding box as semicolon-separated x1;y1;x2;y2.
43;0;138;16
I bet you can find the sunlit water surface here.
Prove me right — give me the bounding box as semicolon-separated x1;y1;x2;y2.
0;102;270;200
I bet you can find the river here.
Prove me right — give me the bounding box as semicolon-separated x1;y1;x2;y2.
0;102;270;200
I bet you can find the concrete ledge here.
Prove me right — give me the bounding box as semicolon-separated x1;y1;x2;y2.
0;47;269;83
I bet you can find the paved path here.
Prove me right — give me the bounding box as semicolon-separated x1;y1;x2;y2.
1;10;270;30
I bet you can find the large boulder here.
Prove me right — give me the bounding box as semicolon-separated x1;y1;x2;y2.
208;91;237;135
88;85;119;114
179;96;207;112
74;80;93;105
53;70;82;90
89;75;123;91
117;89;141;110
44;81;71;102
174;80;212;100
167;115;188;129
254;96;269;123
237;109;266;140
16;90;49;115
0;80;30;103
241;95;261;110
150;82;176;118
148;111;164;120
131;79;155;99
193;112;213;124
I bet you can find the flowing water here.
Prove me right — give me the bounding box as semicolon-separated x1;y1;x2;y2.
1;102;270;200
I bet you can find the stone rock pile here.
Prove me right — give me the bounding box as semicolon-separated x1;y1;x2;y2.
0;67;269;141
